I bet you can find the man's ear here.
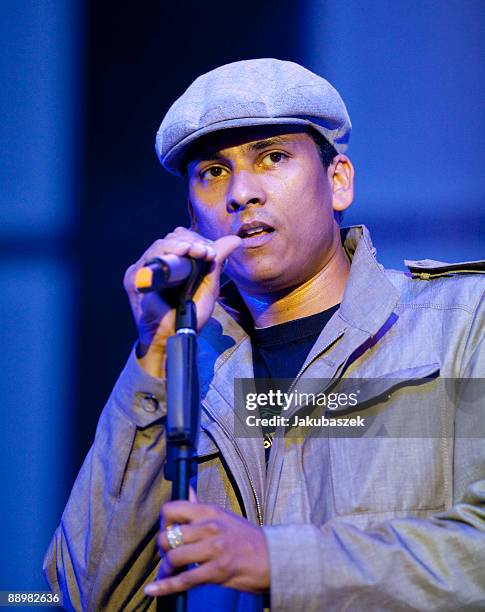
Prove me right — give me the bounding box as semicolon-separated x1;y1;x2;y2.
329;155;354;213
188;199;198;230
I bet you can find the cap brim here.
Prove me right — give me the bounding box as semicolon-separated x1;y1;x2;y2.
157;116;348;176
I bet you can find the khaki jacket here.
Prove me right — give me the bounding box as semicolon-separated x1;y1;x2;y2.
44;226;485;611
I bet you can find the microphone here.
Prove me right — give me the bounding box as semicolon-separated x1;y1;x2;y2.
135;254;198;293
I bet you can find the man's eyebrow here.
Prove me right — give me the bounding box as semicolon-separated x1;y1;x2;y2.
189;136;297;168
245;136;295;152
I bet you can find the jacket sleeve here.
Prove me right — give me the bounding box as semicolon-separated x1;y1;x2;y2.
43;350;171;611
263;294;485;611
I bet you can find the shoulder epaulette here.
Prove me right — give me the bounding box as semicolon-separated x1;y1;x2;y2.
404;258;485;280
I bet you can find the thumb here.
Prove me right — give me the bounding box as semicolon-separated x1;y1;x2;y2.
188;486;198;503
213;234;242;266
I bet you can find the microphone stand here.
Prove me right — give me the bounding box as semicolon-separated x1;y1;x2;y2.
163;259;208;612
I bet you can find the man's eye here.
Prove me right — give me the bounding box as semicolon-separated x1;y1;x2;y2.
261;151;287;167
200;166;228;180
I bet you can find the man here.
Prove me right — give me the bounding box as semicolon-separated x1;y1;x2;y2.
44;59;485;611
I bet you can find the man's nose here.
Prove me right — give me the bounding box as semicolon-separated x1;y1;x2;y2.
226;170;265;212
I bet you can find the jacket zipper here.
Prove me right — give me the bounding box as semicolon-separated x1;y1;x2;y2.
202;406;263;526
265;332;347;515
286;331;346;396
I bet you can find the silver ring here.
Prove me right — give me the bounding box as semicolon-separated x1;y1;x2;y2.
166;524;184;549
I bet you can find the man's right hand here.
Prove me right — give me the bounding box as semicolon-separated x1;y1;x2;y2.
123;227;242;377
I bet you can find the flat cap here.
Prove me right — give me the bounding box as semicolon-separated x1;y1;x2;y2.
156;58;351;175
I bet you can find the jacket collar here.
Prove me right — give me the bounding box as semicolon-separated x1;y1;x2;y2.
297;225;400;393
338;225;400;336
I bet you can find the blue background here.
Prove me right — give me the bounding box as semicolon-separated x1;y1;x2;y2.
0;0;483;596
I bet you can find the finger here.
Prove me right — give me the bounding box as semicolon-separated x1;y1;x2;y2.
158;518;222;552
161;500;219;527
147;239;192;257
123;263;139;295
142;239;208;260
161;500;219;529
145;561;224;597
167;227;215;248
184;242;216;260
212;234;242;264
163;539;214;571
171;226;203;238
189;486;198;503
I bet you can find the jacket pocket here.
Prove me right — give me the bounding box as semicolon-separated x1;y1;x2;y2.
328;364;453;516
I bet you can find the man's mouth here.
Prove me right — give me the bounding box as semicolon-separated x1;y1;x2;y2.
237;221;275;239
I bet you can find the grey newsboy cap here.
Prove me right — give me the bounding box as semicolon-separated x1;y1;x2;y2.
156;58;351;175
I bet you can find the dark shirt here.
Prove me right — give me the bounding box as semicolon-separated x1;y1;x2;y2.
251;305;339;459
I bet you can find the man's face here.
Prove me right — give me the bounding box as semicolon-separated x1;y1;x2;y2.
187;126;350;296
